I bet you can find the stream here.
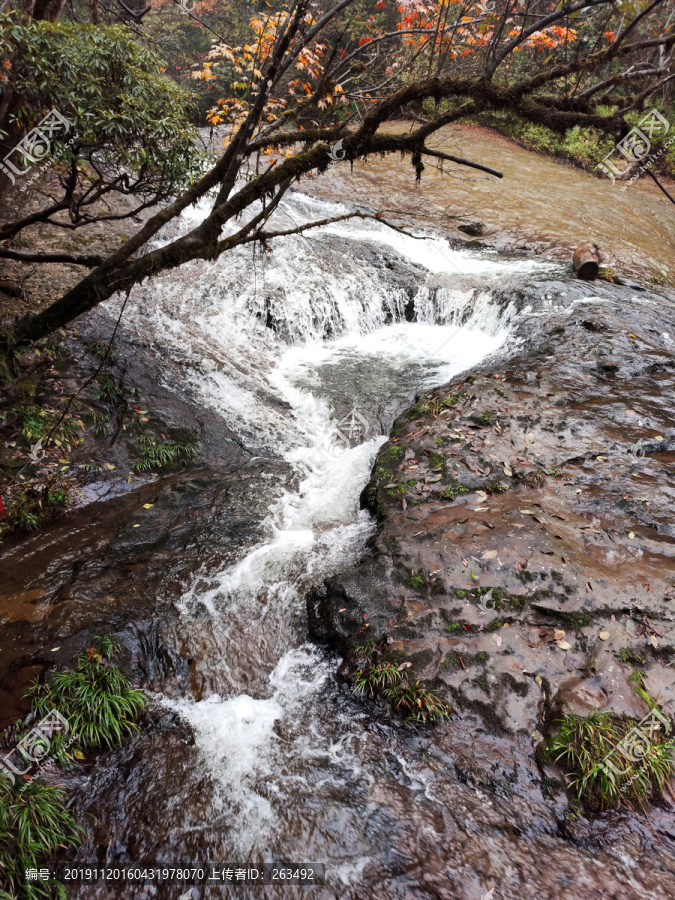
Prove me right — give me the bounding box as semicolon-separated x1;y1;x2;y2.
62;187;675;900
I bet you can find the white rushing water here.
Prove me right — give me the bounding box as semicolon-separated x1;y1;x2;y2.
117;190;555;860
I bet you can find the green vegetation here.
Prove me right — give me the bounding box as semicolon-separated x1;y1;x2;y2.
0;17;204;199
133;434;199;474
14;406;80;446
1;478;71;537
84;340;116;364
406;574;426;591
440;484;469;501
352;642;451;725
27;637;146;757
0;638;144;898
477;107;675;180
618;648;645;667
0;781;83;900
96;372;125;408
548;709;675;811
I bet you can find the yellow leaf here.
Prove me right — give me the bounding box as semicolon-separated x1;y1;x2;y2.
651;635;659;648
104;463;115;471
628;532;635;539
599;631;610;640
557;640;571;650
143;503;154;509
72;749;85;761
58;458;69;464
133;524;140;528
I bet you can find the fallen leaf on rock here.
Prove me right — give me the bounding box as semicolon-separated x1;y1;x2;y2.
339;608;346;612
650;635;659;648
51;647;60;652
482;550;498;559
476;490;488;500
462;558;468;566
473;506;489;511
553;629;566;641
520;509;536;515
535;675;543;687
532;730;543;742
629;532;635;539
103;462;115;471
557;640;572;650
133;524;140;528
503;463;513;476
495;635;502;647
143;503;154;509
599;631;610;640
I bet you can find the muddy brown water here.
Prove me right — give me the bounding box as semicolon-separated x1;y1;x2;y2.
1;134;675;900
301;123;675;285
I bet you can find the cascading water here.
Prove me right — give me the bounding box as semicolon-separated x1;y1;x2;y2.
81;191;640;900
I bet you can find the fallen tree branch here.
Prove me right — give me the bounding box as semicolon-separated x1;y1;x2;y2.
421;148;503;178
646;169;675;206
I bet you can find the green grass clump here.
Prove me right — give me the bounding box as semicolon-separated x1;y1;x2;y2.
96;372;125;407
134;434;198;474
26;638;146;756
351;642;451;725
84;339;116;364
15;406;79;446
618;647;645;666
0;780;83;900
1;480;70;536
548;710;675;811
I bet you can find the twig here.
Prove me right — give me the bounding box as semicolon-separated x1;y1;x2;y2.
645;169;675;205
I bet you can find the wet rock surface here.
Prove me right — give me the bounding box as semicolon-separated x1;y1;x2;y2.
0;314;291;727
310;280;675;827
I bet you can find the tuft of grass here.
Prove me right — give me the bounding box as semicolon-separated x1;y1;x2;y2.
133;434;198;474
0;780;83;900
26;637;146;757
1;479;71;536
84;339;116;364
15;406;79;446
96;372;125;407
548;709;675;811
351;642;451;725
85;408;111;437
618;647;645;666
